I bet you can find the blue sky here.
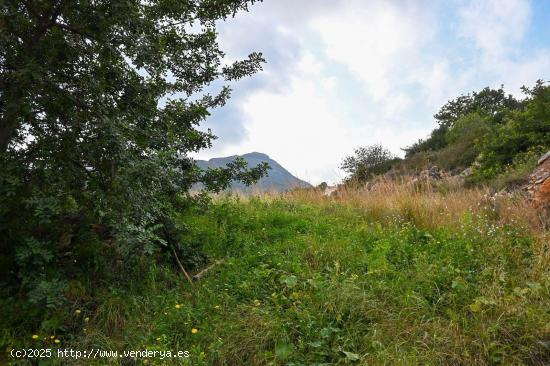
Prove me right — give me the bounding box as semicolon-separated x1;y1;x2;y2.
195;0;550;185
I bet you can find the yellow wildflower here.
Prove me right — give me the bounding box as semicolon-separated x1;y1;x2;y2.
175;304;181;309
253;299;261;306
156;337;161;341
75;309;81;315
54;339;60;344
191;328;198;334
31;335;39;340
50;336;55;339
214;305;220;309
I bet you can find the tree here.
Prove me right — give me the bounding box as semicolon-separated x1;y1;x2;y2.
341;144;398;183
434;85;523;129
476;81;550;179
402;125;448;157
0;0;267;307
403;85;524;158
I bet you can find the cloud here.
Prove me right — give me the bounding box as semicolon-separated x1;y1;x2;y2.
457;0;531;58
195;0;549;184
200;51;427;185
311;0;437;102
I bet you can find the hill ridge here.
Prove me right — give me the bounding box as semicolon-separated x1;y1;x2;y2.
196;152;311;192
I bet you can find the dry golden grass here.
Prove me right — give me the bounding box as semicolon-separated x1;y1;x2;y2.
284;179;540;231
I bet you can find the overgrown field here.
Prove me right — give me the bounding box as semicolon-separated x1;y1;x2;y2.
3;185;550;365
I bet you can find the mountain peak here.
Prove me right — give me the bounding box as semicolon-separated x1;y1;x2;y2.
242;152;270;159
195;152;311;192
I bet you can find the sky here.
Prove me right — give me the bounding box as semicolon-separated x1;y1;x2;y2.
194;0;550;185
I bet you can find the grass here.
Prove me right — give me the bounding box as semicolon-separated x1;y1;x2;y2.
3;182;550;365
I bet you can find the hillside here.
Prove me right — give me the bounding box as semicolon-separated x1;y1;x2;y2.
196;152;312;192
4;184;547;365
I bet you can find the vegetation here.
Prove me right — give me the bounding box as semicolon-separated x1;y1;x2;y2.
398;81;550;183
340;144;400;183
3;183;549;365
2;0;549;365
1;0;267;318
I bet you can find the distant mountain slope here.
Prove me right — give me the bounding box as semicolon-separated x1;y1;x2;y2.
196;152;311;192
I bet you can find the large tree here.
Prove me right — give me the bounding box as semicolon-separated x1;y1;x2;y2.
0;0;267;307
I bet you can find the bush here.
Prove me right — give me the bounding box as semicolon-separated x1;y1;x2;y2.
341;144;400;183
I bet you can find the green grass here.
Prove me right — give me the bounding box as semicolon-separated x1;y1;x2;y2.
3;196;550;365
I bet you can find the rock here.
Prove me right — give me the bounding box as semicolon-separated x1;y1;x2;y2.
527;150;550;208
418;166;443;180
460;167;473;177
538;151;550;165
534;179;550;208
323;185;338;197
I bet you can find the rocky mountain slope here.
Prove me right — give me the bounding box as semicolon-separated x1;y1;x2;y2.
196;152;311;192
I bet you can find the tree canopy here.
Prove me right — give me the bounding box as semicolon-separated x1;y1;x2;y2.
0;0;267;307
341;144;398;183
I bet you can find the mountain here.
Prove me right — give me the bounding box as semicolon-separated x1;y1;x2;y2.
196;152;312;192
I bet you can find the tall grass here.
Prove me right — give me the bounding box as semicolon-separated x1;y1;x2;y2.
286;179;543;234
3;183;549;365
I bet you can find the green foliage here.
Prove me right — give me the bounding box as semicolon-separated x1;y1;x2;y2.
401;81;549;184
3;197;547;365
341;144;400;183
0;0;267;318
402;125;449;157
403;86;522;159
475;82;550;180
434;85;523;129
486;149;540;190
429;113;491;171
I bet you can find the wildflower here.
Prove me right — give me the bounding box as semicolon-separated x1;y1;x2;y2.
214;305;220;309
175;304;181;309
54;339;60;344
253;299;261;306
84;317;89;322
32;335;39;340
75;309;81;315
50;336;55;339
156;337;161;341
191;328;198;334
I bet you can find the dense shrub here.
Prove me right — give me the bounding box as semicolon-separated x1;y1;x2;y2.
401;81;549;184
0;0;267;319
341;144;401;183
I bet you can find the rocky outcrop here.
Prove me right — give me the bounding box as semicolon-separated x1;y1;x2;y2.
527;151;550;208
322;185;339;196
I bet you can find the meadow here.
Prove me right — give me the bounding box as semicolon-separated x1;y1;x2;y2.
5;182;549;365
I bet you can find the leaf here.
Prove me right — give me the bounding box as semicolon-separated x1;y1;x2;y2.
469;301;482;313
308;341;323;348
280;274;298;288
342;351;361;361
275;342;293;359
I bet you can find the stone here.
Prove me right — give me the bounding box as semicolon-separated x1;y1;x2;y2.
460;167;473;177
537;151;550;165
527;150;550;208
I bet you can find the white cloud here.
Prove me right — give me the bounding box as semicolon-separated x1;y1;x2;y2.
457;0;531;57
196;0;549;185
310;0;436;102
200;53;426;185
